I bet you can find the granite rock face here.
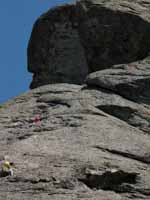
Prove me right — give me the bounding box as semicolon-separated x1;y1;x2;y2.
1;0;150;199
28;0;150;88
1;84;150;199
86;59;150;104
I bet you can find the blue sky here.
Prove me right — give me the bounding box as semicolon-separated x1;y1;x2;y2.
0;0;72;104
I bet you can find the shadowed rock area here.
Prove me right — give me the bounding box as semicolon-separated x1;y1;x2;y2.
28;0;150;88
1;0;150;199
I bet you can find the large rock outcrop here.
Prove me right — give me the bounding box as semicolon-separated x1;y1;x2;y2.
28;0;150;88
1;0;150;199
1;83;150;199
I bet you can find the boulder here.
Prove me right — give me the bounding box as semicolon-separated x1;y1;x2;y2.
86;59;150;103
28;0;150;88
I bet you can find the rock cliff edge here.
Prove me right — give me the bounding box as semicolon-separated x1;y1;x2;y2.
1;0;150;199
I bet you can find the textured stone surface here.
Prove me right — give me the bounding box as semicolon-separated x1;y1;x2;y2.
86;59;150;103
1;0;150;199
28;0;150;88
1;84;150;199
